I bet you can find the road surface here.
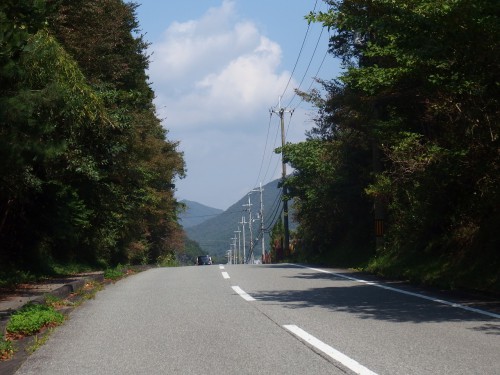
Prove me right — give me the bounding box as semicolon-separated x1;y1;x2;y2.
15;264;500;374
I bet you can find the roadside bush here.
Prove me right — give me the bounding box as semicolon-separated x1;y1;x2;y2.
104;265;127;280
6;304;64;336
158;253;179;267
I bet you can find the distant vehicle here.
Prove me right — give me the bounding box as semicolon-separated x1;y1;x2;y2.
196;255;212;265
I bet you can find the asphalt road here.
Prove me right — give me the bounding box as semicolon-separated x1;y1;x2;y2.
15;264;500;374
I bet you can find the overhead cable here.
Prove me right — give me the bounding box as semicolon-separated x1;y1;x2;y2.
286;26;324;108
279;0;319;100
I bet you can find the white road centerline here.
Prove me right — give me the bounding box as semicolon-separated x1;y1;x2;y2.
300;265;500;319
219;265;225;270
221;272;230;279
232;286;256;301
284;325;378;375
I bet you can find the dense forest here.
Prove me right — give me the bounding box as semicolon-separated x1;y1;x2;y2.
0;0;185;274
280;0;499;292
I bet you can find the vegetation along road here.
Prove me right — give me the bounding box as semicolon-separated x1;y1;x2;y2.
14;265;500;375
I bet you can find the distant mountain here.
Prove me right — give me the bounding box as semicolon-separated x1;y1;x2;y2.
184;179;293;261
179;200;224;228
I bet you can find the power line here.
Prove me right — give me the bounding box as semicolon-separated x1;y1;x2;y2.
261;113;282;185
286;26;325;109
263;188;283;231
180;209;245;220
280;0;319;99
263;195;283;232
291;40;330;112
253;113;273;188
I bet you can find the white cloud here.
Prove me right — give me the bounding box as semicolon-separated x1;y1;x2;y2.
149;0;294;130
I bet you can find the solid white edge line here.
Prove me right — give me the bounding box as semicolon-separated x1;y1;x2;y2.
232;286;256;301
284;325;378;375
301;266;500;319
222;272;230;279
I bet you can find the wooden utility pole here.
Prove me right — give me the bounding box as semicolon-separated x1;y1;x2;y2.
270;97;293;257
234;227;241;264
253;183;265;263
239;216;247;264
243;195;254;263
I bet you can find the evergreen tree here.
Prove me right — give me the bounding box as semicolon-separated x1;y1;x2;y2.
0;0;185;272
286;0;499;290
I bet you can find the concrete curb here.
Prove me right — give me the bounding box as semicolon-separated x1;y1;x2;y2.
0;272;105;318
33;273;105;305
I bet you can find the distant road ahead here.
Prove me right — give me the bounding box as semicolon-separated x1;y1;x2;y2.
15;264;500;374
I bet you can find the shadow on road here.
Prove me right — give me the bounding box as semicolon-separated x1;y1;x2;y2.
252;271;500;335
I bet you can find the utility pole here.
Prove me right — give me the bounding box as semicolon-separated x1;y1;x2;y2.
252;183;265;263
239;216;247;264
270;97;293;258
230;236;237;264
234;228;241;264
243;195;254;264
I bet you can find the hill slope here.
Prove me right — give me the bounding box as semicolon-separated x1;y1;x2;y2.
179;200;223;228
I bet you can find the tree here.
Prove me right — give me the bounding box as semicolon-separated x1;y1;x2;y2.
0;27;113;268
0;0;185;273
292;0;500;290
46;0;186;266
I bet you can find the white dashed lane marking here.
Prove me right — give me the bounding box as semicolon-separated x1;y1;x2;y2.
231;286;256;301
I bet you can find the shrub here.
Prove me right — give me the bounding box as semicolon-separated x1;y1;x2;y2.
104;265;126;280
6;304;64;336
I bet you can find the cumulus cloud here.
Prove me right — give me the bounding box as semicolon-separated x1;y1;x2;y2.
148;0;294;130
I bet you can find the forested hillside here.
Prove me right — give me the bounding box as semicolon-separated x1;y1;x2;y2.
0;0;185;273
283;0;499;292
179;200;223;228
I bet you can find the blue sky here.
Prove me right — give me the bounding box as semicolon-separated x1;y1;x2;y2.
133;0;340;210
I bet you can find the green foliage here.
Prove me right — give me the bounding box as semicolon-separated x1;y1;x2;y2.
283;131;374;266
0;0;185;273
44;294;65;308
158;253;180;268
290;0;499;292
269;220;285;263
49;262;95;276
6;303;64;336
104;265;127;280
